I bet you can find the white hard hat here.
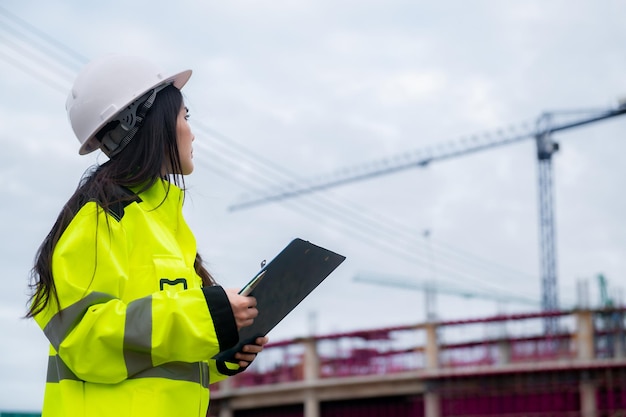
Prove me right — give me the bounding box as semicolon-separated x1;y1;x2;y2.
66;54;192;155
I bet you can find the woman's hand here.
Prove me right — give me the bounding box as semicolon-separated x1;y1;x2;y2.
234;336;270;368
225;289;258;330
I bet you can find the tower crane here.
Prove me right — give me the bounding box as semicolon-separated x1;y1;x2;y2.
230;102;626;333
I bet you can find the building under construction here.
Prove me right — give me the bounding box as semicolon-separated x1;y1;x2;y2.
209;308;626;417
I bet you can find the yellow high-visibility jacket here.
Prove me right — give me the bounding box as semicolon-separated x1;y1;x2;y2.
34;180;240;417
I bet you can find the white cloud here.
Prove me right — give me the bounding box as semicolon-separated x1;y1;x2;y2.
378;70;446;105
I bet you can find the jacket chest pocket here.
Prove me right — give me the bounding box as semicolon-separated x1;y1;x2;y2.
153;256;198;294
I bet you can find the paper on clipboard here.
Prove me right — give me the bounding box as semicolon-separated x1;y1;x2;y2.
239;270;266;296
213;238;346;363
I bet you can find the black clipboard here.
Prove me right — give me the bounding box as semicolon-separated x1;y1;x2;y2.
213;238;346;363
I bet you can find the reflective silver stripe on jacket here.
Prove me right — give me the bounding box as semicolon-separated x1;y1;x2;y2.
44;292;159;378
124;296;153;376
43;293;207;384
43;292;116;351
46;355;210;388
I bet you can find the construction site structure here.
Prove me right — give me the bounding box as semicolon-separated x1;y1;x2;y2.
209;307;626;417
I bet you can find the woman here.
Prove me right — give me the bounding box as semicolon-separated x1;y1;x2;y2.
26;54;268;417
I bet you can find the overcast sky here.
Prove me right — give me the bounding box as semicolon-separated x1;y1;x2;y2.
1;0;626;412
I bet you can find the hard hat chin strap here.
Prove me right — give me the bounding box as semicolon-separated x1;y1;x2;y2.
99;83;171;157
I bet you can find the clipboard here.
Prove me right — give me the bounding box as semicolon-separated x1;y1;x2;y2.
213;238;346;363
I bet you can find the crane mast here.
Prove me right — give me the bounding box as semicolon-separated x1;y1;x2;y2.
535;113;559;332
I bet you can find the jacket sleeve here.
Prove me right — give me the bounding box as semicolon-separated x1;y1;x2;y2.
34;202;239;384
208;359;242;384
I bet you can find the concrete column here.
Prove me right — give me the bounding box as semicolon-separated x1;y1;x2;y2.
302;338;320;417
218;400;233;417
304;390;320;417
217;378;233;417
580;373;598;417
219;376;232;391
302;337;320;381
575;310;595;360
424;382;441;417
497;339;511;365
424;323;439;370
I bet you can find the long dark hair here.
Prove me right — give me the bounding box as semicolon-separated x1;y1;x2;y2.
26;85;214;318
